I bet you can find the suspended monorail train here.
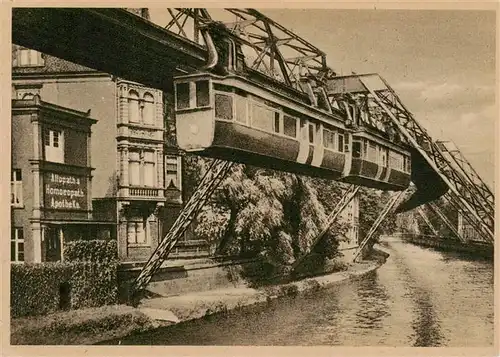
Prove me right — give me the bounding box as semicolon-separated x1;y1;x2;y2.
173;29;448;209
174;72;412;191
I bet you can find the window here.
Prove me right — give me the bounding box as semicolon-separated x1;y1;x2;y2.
165;155;181;189
128;90;140;123
196;81;210;107
338;134;345;153
11;169;23;207
176;82;190;110
175;80;211;110
389;151;404;171
11;227;24;262
215;94;233;120
367;142;378;162
251;103;274;132
323;128;336;150
15;48;44;67
127;90;157;125
129;151;140;186
143;93;155;125
273;113;280;134
44;129;64;163
352;141;362;158
404;156;411;173
127;220;149;245
235;95;247;124
308;123;315;144
379;147;388;167
129;150;156;187
143;151;156;187
283;115;297;138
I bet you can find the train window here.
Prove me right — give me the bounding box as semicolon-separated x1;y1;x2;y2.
176;82;190;110
343;133;350;152
252;103;274;132
235;95;247;124
338;134;344;152
283;115;297;138
273;112;280;134
308;123;315;144
380;148;388;167
196;81;210;107
215;93;233;120
323;129;336;150
367;142;378;162
352;141;361;158
403;156;411;173
389;151;404;171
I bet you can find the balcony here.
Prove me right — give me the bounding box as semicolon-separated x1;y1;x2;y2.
121;186;165;201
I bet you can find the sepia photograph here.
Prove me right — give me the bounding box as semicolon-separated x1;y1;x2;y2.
3;4;497;354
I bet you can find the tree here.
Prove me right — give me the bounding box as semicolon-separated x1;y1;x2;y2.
185;156;349;276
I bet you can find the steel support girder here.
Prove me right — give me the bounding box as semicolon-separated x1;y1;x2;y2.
353;189;408;262
291;184;360;271
131;159;234;299
12;8;208;91
355;75;493;240
416;207;439;236
436;140;494;213
426;202;466;243
166;8;331;91
440;193;492;242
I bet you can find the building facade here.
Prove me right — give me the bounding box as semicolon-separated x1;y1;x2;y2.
11;40;185;263
11;96;99;262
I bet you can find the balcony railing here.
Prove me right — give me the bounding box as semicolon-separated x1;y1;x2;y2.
129;187;159;197
122;186;164;199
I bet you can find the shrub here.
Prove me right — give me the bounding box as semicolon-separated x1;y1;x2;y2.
64;240;117;262
11;261;118;318
11;263;72;318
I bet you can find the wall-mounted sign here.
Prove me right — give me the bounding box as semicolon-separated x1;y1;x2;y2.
44;172;87;210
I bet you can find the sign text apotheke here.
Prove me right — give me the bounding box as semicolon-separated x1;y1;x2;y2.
44;172;87;210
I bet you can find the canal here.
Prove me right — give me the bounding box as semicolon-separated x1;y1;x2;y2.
111;238;494;346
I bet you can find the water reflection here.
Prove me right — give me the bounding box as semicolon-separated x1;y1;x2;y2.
410;288;444;347
353;271;390;333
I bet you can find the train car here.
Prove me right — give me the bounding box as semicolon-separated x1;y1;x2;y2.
174;72;412;191
341;132;412;190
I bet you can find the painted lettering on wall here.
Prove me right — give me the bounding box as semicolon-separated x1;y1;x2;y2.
44;173;87;210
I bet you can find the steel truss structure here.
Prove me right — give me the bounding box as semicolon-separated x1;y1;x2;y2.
352;189;409;262
416;207;439;237
131;159;234;299
160;8;334;93
291;184;360;271
426;202;466;243
326;74;493;242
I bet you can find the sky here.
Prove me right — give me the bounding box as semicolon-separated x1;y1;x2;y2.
150;9;496;188
259;9;496;187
